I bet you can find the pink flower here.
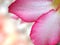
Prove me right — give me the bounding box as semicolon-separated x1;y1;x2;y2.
9;0;60;45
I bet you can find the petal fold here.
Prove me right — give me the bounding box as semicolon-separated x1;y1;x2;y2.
9;0;52;22
30;10;60;45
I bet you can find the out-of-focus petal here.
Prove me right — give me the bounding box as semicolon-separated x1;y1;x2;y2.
30;10;60;45
9;0;53;22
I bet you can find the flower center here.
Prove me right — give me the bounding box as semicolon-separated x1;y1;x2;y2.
52;0;60;11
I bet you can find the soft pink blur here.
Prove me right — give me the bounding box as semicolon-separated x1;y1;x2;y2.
0;15;33;45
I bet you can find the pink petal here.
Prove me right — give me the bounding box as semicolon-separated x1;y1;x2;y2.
30;10;60;45
9;0;52;22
